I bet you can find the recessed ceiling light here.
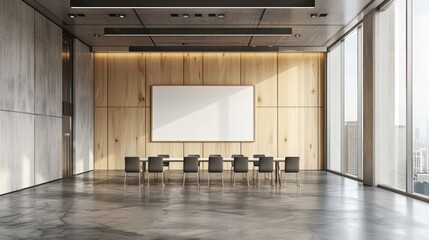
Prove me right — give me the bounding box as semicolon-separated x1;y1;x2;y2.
119;14;126;18
108;13;117;17
319;13;328;17
218;14;225;19
294;34;301;37
251;45;256;48
194;13;202;17
183;14;190;18
268;45;273;48
208;13;216;17
310;13;318;18
69;14;76;18
171;13;179;17
94;34;100;37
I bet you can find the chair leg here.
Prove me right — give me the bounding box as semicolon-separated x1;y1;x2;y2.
148;173;150;187
197;172;200;188
247;173;250;187
271;172;274;186
124;173;127;187
233;172;236;187
162;172;165;186
297;172;301;187
183;172;186;187
258;171;260;186
168;166;170;180
221;172;224;188
208;173;210;187
139;172;141;187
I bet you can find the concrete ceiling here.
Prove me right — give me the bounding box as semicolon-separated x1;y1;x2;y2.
22;0;376;49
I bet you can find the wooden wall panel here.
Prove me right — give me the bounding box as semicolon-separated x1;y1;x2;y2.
278;53;320;107
184;53;203;85
203;53;240;85
318;53;325;107
108;108;145;170
94;52;325;170
94;108;108;170
108;53;145;107
34;12;62;117
145;108;183;168
0;0;34;113
278;108;319;170
94;53;108;107
242;108;277;158
241;53;278;107
318;108;324;170
145;53;184;106
184;143;203;157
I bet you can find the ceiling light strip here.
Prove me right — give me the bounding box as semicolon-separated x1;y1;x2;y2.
104;28;293;37
129;46;279;52
70;0;315;9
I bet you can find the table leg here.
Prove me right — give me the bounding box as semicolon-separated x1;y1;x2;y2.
275;162;280;185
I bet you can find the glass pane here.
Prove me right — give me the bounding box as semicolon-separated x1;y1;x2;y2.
328;45;342;172
376;0;407;190
412;0;429;196
343;30;360;176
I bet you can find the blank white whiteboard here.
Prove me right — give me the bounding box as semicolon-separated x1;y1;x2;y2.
152;86;254;142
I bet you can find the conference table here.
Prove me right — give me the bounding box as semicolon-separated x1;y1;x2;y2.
139;157;285;185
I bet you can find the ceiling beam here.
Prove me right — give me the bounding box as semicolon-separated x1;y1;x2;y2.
71;0;315;9
105;28;293;37
129;46;279;52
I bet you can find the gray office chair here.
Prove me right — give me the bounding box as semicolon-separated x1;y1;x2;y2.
148;157;164;186
188;154;201;167
124;157;143;187
209;154;222;157
281;157;301;187
158;154;170;180
258;157;274;186
233;156;249;187
183;157;200;187
231;154;244;179
253;154;265;180
208;156;224;187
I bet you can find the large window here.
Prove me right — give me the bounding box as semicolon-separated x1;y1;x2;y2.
375;0;407;191
327;28;363;178
412;0;429;196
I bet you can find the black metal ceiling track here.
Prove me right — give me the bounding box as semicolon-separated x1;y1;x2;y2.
70;0;315;9
129;46;279;52
105;28;292;37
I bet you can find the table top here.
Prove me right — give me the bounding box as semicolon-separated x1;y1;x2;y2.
139;157;285;162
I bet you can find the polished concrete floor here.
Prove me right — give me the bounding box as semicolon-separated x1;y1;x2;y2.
1;170;429;240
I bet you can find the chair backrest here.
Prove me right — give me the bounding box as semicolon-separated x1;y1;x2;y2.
125;157;140;173
148;157;164;172
233;157;249;172
208;156;223;172
157;154;170;158
188;154;200;158
231;154;244;158
253;154;265;159
209;154;222;157
285;157;300;172
259;157;274;172
183;157;199;173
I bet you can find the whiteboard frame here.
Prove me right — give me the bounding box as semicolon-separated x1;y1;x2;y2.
150;85;255;142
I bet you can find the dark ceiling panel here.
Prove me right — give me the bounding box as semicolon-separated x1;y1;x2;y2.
64;25;154;46
261;0;372;25
32;0;142;25
152;36;251;46
136;9;263;26
250;26;343;47
70;0;315;8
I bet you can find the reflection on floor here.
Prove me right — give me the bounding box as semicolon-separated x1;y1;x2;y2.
1;170;429;240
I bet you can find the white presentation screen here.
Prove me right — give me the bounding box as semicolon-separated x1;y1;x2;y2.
152;86;254;142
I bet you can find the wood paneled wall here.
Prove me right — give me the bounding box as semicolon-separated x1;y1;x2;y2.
94;52;325;170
